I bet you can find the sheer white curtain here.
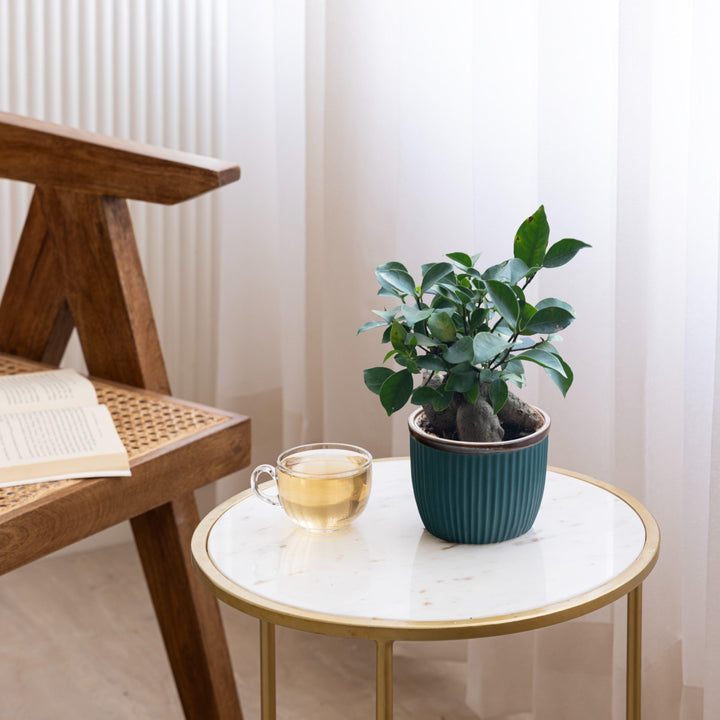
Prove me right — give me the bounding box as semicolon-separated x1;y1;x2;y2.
220;1;720;717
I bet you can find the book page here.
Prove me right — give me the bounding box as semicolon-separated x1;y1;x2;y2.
0;405;130;486
0;369;98;411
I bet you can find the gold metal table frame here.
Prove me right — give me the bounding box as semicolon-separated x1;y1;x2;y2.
191;465;660;720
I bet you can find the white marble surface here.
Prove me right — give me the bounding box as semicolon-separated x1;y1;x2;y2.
207;460;647;622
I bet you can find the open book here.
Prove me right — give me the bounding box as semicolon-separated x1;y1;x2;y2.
0;368;130;488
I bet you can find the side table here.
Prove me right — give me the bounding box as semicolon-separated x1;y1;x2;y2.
191;459;660;720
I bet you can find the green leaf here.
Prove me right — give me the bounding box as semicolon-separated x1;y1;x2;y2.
511;285;526;304
434;283;461;304
375;263;409;296
363;367;394;395
372;307;400;323
427;311;457;342
538;339;560;355
381;325;392;344
401;304;433;326
514;205;550;267
512;336;535;350
410;332;442;347
469;307;488;332
455;287;475;305
463;379;481;405
536;297;575;314
411;385;442;405
514;348;567;375
395;355;420;373
501;359;526;387
421;262;455;294
430;295;456;310
482;260;508;282
390;320;409;353
357;320;387;335
379;370;414;415
504;358;524;375
449;361;473;374
446;251;474;267
446;371;476;393
543;238;591;268
443;336;474;364
376;261;408;274
377;269;417;297
483;258;530;284
506;258;531;284
486;280;520;327
517;302;536;332
544;356;574;396
477;368;502;384
473;333;513;364
416;354;447;371
523;306;575;334
383;349;397;362
489;379;509;414
465;268;485;281
431;389;454;412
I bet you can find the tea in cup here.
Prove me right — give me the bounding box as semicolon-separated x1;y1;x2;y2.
250;443;372;532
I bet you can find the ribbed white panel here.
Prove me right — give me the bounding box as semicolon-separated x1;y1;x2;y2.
0;0;227;403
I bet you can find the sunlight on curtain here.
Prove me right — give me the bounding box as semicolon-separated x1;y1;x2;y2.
220;1;719;717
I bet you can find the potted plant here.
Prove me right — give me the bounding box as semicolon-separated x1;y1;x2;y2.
358;206;589;544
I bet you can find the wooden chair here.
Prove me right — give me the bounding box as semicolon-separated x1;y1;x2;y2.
0;112;249;720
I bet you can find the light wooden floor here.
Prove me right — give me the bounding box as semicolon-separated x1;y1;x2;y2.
0;541;481;719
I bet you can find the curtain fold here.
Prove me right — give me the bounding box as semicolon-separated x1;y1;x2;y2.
220;1;720;717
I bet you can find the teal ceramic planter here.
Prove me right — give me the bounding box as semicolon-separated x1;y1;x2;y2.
408;407;550;544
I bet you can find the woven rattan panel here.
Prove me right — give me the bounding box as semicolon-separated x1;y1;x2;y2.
0;355;228;512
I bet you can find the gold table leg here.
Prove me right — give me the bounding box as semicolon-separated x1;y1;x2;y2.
627;584;642;720
260;620;276;720
376;639;394;720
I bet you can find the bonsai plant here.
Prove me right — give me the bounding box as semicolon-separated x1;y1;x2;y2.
358;205;589;543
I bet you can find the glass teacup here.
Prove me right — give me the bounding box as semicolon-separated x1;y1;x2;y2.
250;443;372;533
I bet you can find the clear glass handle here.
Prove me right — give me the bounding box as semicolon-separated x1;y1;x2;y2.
250;464;280;506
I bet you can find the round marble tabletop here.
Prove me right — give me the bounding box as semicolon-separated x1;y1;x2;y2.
191;460;659;641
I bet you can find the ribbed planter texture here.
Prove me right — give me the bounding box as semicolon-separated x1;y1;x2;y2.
408;407;550;544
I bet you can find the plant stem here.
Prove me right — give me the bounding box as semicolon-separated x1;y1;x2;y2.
521;272;535;291
489;330;521;370
490;315;504;332
488;271;537;362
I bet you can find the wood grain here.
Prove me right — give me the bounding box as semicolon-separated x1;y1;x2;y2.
132;496;242;720
39;188;169;391
0;190;74;364
0;111;240;204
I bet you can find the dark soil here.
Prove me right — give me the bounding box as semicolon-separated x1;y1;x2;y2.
417;414;535;442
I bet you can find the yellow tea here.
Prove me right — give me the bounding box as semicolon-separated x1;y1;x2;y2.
277;448;371;532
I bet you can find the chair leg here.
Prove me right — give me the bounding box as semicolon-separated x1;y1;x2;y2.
131;492;243;720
